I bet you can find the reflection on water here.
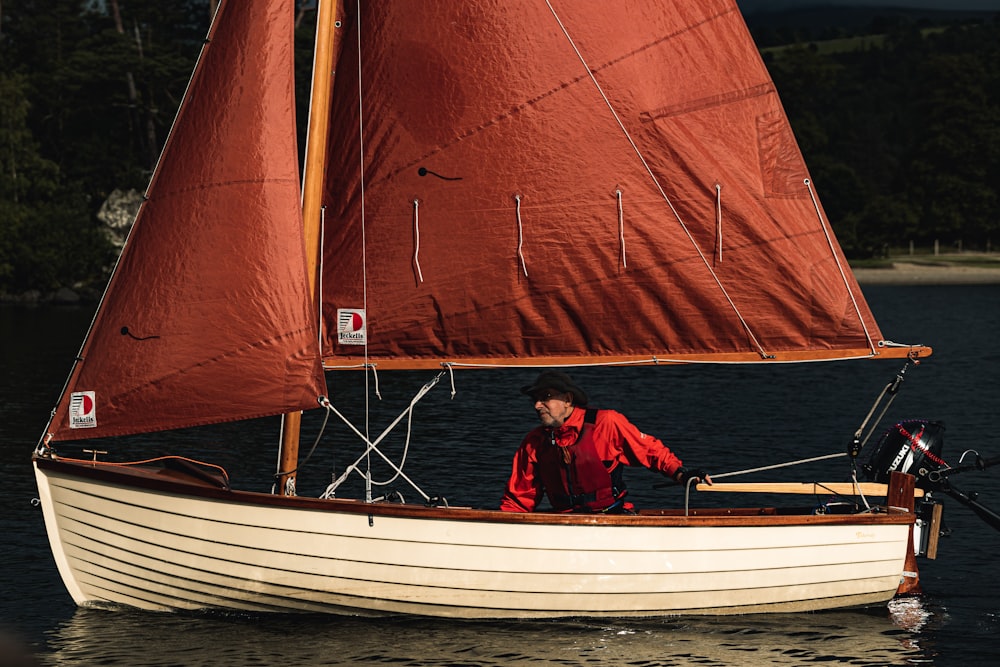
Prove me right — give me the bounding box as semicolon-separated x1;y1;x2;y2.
6;285;1000;666
44;605;931;666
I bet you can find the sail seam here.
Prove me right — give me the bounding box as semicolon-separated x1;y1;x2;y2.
642;83;774;122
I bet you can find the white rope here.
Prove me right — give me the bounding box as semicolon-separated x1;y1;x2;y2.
543;1;769;359
319;373;443;501
681;449;876;513
515;194;528;277
353;0;376;498
852;466;872;511
804;178;877;355
715;184;723;264
412;199;424;283
711;452;847;480
616;189;627;269
444;362;457;398
368;363;381;400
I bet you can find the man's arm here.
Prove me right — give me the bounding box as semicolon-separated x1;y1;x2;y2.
598;410;683;478
500;441;544;512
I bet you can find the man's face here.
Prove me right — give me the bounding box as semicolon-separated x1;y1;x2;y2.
532;390;574;428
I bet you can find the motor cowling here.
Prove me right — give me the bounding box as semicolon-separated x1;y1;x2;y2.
864;419;947;490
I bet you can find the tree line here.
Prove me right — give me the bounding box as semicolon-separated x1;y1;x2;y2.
758;15;1000;258
1;2;997;296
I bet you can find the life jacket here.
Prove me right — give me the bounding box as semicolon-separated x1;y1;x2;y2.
536;409;625;512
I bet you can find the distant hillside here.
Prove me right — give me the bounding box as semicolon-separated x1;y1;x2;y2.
742;5;997;43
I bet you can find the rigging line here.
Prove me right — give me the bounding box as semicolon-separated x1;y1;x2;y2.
515;195;529;276
543;2;770;359
444;362;457;399
805;178;878;355
616;189;627;269
370;363;381;399
319;374;444;501
353;0;375;499
319;396;429;501
413;199;424;282
851;364;909;446
852;466;872;510
341;390;414;489
710;451;847;480
273;413;286;493
273;397;333;478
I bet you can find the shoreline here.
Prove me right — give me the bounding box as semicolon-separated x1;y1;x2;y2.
4;261;1000;305
851;260;1000;285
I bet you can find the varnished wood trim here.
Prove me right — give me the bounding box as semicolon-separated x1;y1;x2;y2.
36;456;915;529
323;345;932;370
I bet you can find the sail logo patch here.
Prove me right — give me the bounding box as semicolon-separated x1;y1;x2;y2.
337;308;367;345
69;391;97;429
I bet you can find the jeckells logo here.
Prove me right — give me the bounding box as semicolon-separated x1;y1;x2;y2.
69;391;97;429
337;308;366;345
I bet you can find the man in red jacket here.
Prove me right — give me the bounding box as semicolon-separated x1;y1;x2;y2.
500;370;711;513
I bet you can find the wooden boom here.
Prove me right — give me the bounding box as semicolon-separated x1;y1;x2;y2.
695;482;925;497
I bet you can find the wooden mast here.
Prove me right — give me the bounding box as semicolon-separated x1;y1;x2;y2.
277;0;340;495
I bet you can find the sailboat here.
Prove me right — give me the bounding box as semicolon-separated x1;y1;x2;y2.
33;0;938;617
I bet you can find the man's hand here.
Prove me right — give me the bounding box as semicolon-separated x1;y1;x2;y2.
674;467;713;486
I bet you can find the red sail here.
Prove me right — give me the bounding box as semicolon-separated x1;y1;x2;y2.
47;0;326;442
320;0;894;368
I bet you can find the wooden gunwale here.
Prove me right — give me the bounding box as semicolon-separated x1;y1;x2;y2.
34;456;914;528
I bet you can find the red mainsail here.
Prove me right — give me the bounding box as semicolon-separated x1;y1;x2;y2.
319;0;902;368
47;0;326;442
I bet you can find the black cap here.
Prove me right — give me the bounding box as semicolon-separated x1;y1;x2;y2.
520;370;588;406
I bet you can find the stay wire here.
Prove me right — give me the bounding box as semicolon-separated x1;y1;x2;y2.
272;398;333;480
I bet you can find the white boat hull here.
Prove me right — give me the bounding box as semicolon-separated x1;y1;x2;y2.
34;457;913;617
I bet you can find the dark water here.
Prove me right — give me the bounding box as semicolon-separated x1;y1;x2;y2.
2;285;999;665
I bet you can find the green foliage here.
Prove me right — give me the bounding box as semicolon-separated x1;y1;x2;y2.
0;69;103;292
0;0;210;294
766;18;1000;257
0;3;997;292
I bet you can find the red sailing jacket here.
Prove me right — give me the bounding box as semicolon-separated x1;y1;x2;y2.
534;409;617;512
500;407;684;512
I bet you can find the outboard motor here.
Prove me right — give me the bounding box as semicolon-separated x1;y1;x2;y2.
864;419;947;490
866;419;1000;536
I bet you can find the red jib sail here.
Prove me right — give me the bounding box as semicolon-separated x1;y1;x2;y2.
320;0;905;368
46;0;326;442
